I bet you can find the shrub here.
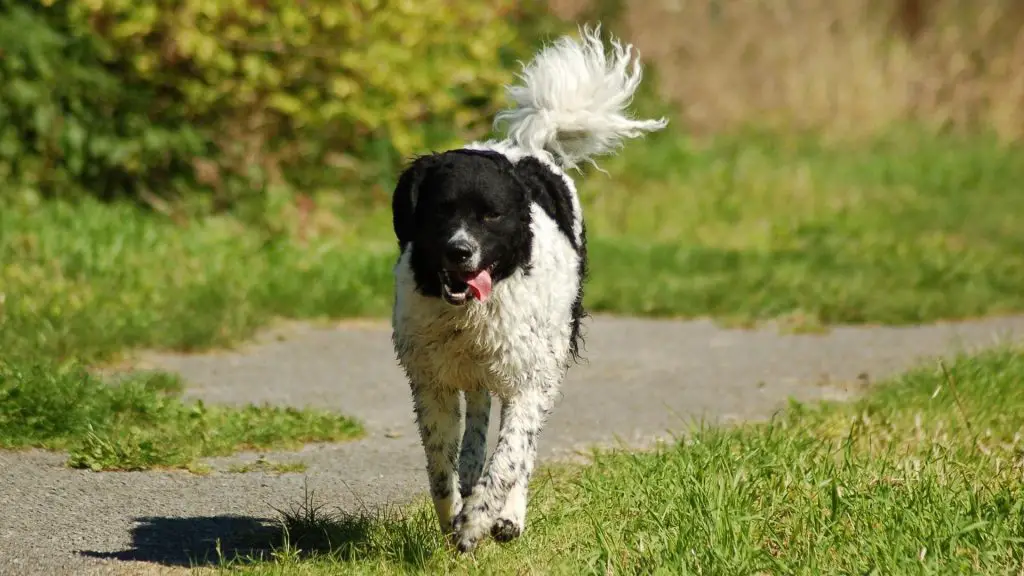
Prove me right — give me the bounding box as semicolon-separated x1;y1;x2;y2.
0;0;550;207
0;2;205;203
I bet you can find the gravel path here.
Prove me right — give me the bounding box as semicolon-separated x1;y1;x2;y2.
2;315;1023;575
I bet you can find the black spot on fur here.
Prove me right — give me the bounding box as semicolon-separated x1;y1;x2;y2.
456;538;476;554
431;474;451;498
511;157;588;363
569;221;589;363
491;518;522;542
495;476;514;493
512;157;578;250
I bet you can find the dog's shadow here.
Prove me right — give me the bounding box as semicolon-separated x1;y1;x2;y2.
78;515;282;566
78;501;442;568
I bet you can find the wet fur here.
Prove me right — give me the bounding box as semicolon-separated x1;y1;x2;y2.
389;26;665;553
391;149;585;552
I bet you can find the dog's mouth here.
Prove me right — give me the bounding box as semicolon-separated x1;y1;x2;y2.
440;267;494;306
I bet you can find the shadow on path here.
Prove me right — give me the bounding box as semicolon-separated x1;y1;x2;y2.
77;503;440;569
78;515;283;567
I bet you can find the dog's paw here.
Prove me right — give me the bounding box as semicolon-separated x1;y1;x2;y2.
433;495;463;538
490;516;523;543
452;503;494;554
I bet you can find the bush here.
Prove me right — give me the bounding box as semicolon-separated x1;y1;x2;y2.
0;0;551;208
0;2;206;202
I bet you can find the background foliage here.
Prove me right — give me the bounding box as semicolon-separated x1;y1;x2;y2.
8;0;1022;213
0;0;555;210
587;0;1024;140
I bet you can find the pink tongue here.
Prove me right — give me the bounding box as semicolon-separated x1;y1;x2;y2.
464;269;493;301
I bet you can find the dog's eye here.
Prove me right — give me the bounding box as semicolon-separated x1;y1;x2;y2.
482;212;501;222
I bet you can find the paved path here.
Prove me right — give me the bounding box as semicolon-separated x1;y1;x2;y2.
2;315;1024;575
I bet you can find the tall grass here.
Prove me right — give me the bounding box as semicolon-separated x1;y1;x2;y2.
549;0;1024;141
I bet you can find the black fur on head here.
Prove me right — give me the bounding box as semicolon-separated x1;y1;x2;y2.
392;148;589;362
392;149;534;304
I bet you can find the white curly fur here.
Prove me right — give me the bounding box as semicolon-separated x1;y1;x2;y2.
494;24;668;172
392;204;579;550
391;26;667;553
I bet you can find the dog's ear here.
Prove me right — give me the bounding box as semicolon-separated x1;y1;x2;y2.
392;154;438;249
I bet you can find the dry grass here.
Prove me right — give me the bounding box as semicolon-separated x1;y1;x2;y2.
555;0;1024;140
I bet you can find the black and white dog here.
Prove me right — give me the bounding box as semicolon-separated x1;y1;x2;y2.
390;26;666;553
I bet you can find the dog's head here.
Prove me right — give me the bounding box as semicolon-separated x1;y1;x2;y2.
392;149;533;306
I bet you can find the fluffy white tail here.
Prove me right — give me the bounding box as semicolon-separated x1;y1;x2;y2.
494;25;668;171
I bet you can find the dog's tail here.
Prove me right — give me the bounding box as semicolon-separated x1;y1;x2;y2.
493;25;668;171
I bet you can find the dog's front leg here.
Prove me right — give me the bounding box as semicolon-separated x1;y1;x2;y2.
410;383;463;534
459;388;491;498
453;382;557;553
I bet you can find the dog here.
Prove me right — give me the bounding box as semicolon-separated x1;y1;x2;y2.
390;25;667;553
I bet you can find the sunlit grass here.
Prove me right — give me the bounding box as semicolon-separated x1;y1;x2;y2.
3;128;1022;469
217;348;1024;574
0;362;362;471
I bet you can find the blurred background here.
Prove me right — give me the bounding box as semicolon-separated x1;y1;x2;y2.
5;1;1023;211
1;0;1023;362
2;4;1023;567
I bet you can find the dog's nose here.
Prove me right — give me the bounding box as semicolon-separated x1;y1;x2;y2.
444;240;474;265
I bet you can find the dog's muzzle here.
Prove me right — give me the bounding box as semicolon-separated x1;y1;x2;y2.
440;270;470;306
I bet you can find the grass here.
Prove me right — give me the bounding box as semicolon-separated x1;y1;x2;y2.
620;0;1024;141
1;190;381;470
3;130;1024;365
579;129;1024;323
215;347;1024;574
0;361;362;471
3;127;1023;470
0;198;394;364
227;458;310;475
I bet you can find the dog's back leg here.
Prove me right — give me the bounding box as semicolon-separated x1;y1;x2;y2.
410;383;463;534
459;388;491;498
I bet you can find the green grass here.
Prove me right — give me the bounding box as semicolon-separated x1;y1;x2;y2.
2;128;1023;470
1;193;381;469
227;458;310;475
216;347;1024;575
0;199;394;364
4;130;1024;367
0;361;362;471
580;129;1024;323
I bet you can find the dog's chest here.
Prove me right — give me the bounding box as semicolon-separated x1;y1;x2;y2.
392;207;580;394
394;280;567;395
